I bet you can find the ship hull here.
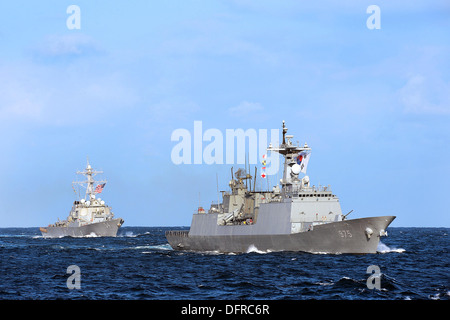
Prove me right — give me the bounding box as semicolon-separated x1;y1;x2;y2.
40;218;124;238
166;216;395;254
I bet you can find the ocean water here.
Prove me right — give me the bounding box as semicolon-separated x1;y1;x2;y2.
0;227;448;300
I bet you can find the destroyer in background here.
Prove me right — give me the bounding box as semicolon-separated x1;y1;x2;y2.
40;160;124;238
166;121;395;254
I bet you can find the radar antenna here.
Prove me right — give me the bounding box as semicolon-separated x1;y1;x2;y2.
72;157;107;201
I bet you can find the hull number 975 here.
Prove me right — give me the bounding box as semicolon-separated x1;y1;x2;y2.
338;230;352;238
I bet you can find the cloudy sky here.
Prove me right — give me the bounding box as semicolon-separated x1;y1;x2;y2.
0;1;449;227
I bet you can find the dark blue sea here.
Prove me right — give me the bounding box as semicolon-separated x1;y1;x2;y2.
0;227;448;301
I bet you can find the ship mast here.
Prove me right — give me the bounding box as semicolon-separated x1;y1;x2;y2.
72;158;107;201
267;120;311;197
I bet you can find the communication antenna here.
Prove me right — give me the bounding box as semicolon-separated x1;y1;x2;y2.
253;166;257;193
245;153;248;189
216;173;220;211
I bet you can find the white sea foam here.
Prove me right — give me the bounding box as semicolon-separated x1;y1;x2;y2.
377;241;405;253
140;245;173;254
311;251;339;255
118;231;151;237
130;245;152;250
131;243;173;251
246;244;271;254
315;280;334;286
147;243;172;251
85;232;98;238
120;231;137;237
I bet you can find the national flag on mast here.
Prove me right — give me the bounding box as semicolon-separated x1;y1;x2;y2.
95;183;106;194
296;151;311;174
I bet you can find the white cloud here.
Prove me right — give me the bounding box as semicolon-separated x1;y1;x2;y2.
0;34;128;124
33;33;101;59
148;99;200;122
228;101;263;116
0;64;47;121
0;61;138;125
157;14;281;67
399;74;450;115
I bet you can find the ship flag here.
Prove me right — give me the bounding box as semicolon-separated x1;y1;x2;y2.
95;183;106;194
296;151;311;174
261;154;267;178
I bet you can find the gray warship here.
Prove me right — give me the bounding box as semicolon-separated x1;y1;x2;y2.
40;160;124;238
166;121;395;254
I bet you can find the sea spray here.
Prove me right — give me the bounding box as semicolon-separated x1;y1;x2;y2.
377;241;405;253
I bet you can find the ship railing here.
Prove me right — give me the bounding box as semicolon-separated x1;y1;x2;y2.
165;230;189;238
285;184;332;196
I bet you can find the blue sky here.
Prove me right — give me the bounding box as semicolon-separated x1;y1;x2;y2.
0;1;449;227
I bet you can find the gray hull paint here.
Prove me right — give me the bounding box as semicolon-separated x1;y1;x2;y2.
166;216;395;254
40;218;123;238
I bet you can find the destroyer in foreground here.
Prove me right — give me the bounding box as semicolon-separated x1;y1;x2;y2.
40;160;124;238
166;121;395;254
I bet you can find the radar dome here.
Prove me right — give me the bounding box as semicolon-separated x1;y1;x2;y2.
291;164;301;175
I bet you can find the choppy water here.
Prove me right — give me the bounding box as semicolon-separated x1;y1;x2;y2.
0;227;448;300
